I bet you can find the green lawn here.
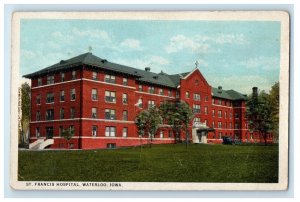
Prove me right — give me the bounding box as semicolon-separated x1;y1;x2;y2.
18;144;278;183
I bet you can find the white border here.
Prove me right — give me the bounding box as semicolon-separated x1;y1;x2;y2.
10;11;289;191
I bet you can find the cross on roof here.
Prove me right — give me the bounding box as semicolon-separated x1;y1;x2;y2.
195;61;199;68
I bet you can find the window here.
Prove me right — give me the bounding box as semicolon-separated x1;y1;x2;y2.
212;98;215;104
218;121;222;128
194;117;200;123
47;75;54;84
218;99;222;105
45;109;54;120
70;89;76;101
105;74;116;84
36;94;41;104
60;108;64;119
122;94;128;104
105;126;116;137
185;91;190;98
69;125;75;135
36;127;40;138
37;78;42;86
193;104;201;113
46;127;54;139
212;122;215;128
205;95;209;101
168;130;172;138
193;93;200;101
122;127;128;137
46;92;54;103
168;90;172;97
204;119;207;126
92;89;98;101
105;91;116;103
61;72;65;82
219;132;222;139
230;123;232;129
123;110;128;121
159;88;164;95
204;106;208;115
107;143;116;149
60;91;65;102
176;91;180;98
218;110;222;118
148;86;155;94
138;98;143;108
160;131;163;138
225;112;227;119
148;100;155;109
235;123;239;129
70;107;75;119
138;85;143;92
92;108;97;118
59;126;63;136
212;109;215;117
92;125;98;137
123;78;128;86
92;72;97;80
105;109;116;120
36;111;41;121
235;113;239;119
72;71;76;80
229;112;232;119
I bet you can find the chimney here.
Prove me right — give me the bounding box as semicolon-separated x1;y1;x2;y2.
145;67;150;72
218;86;222;93
252;87;258;99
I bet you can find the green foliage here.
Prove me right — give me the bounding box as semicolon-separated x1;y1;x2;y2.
61;128;74;141
135;106;162;143
159;101;194;147
19;82;31;147
18;144;278;182
246;86;277;145
268;82;279;142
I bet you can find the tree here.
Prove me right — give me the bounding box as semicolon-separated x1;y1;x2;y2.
176;101;194;149
19;82;31;147
159;101;194;149
246;88;273;145
268;82;279;142
135;106;162;148
159;102;182;143
61;127;74;148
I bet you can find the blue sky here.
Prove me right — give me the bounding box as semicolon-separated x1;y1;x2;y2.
20;19;280;94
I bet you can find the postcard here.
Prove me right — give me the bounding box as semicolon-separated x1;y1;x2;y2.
10;11;289;190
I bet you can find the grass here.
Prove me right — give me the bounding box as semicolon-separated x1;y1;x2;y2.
18;143;278;183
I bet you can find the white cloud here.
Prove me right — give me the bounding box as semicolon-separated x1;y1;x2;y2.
208;75;273;94
165;35;210;54
214;34;248;45
115;55;170;73
72;28;111;42
239;57;279;71
165;33;248;54
120;38;142;50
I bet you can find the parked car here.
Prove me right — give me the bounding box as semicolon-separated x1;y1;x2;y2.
222;136;233;145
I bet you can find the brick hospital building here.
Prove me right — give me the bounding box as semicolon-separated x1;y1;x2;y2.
24;52;272;149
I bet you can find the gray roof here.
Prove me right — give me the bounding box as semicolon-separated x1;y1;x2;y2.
24;52;181;88
23;52;247;99
212;87;247;101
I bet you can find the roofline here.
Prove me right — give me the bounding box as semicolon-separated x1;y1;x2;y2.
182;68;198;80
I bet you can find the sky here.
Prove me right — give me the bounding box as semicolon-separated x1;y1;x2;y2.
20;19;281;94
